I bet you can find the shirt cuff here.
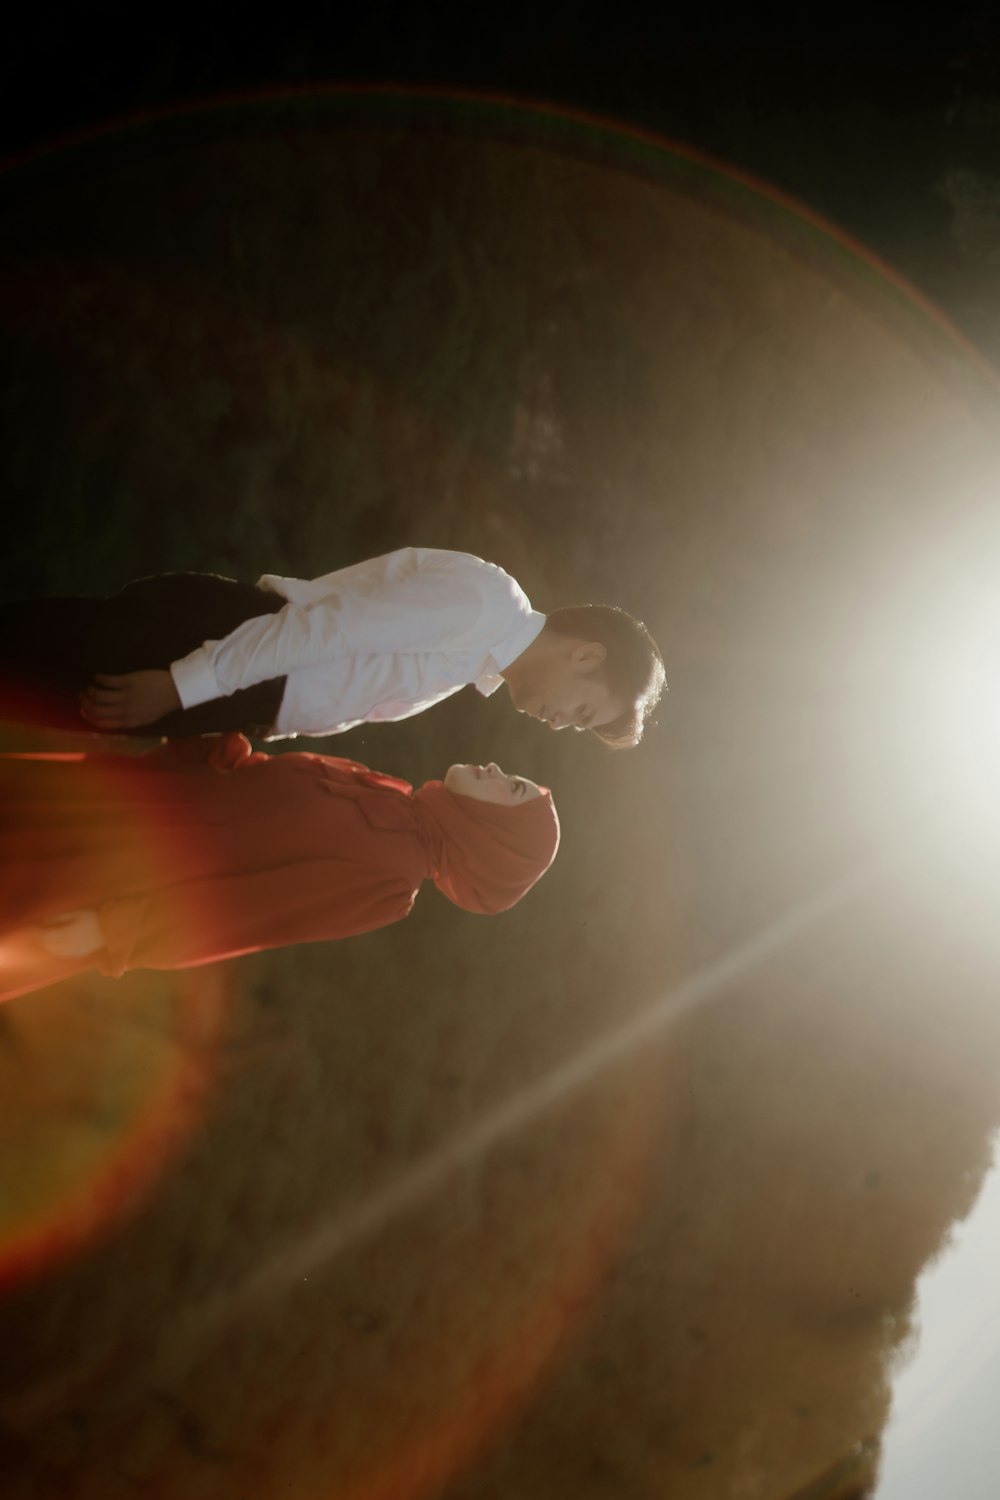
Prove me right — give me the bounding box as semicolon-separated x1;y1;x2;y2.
170;648;222;709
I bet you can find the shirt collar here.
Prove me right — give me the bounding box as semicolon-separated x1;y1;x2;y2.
475;609;546;697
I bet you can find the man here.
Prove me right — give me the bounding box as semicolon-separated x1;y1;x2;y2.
0;547;665;748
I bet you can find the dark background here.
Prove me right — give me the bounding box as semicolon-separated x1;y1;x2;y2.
3;3;1000;370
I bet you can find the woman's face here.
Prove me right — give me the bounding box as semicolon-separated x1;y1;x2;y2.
444;762;543;807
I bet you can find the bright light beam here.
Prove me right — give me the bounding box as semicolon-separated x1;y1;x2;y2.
158;850;903;1374
885;487;1000;848
0;839;940;1431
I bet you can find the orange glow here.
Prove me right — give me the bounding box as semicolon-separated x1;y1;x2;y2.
0;750;240;1288
0;964;233;1291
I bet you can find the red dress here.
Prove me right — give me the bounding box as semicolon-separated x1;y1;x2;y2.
0;734;431;1005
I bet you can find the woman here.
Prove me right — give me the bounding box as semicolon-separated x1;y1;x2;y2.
0;734;559;1005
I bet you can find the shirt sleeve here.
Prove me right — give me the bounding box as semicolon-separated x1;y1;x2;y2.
169;549;510;709
96;860;418;976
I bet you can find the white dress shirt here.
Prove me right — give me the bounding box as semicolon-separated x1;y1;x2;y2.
169;547;546;737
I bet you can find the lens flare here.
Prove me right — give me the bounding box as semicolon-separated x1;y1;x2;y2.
2;84;999;1499
0;966;234;1291
0;750;238;1289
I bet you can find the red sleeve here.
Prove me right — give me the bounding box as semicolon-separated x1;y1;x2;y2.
140;733;266;772
95;860;419;976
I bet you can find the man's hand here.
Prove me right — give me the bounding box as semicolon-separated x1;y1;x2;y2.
80;670;182;729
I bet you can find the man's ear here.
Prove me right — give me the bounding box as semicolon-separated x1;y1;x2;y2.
571;641;608;668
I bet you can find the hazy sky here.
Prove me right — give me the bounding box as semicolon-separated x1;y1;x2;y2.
878;1134;1000;1498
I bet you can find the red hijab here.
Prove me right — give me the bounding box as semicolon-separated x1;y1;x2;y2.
412;781;561;915
301;754;560;916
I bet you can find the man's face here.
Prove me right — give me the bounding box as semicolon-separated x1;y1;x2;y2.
507;647;625;733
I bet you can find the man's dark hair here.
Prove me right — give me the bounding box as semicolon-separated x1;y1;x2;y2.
543;604;666;748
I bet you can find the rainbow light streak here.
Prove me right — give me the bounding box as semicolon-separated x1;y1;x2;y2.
3;85;997;400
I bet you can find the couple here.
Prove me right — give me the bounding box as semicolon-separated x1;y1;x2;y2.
0;547;665;1004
